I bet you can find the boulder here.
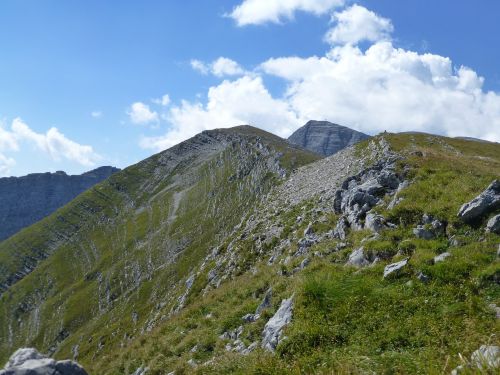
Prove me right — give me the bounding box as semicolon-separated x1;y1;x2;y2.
486;214;500;234
383;258;409;278
346;247;370;267
458;180;500;223
262;297;293;351
0;348;88;375
413;226;435;240
255;288;272;315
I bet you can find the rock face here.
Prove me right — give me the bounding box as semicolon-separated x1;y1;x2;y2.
288;120;370;157
0;348;88;375
0;166;119;241
457;180;500;223
262;297;294;351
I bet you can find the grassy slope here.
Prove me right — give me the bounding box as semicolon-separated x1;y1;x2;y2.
0;126;319;365
87;133;499;374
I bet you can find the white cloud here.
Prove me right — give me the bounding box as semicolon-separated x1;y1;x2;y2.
228;0;345;26
128;102;159;125
191;57;246;77
0;118;101;175
152;94;171;106
190;59;209;75
325;4;393;45
91;111;102;118
140;75;301;151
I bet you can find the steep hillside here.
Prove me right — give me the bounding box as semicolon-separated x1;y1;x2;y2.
1;129;499;375
0;166;119;241
288;120;370;156
0;126;319;367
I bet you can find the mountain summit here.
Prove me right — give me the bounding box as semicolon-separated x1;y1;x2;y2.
288;120;370;156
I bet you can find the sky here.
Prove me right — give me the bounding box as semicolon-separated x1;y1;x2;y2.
1;0;499;177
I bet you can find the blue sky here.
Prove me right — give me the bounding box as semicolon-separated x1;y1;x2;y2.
1;0;499;176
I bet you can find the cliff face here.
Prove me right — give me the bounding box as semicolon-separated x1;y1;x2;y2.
0;166;119;241
288;120;370;156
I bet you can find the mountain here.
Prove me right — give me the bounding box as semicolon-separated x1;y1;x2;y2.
0;166;119;242
0;127;499;374
287;120;370;156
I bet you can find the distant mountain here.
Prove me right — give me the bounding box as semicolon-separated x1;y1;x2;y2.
0;166;119;241
288;120;370;156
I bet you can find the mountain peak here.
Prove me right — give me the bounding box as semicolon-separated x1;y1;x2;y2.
288;120;370;156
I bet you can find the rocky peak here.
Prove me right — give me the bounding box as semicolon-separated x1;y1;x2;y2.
288;120;370;156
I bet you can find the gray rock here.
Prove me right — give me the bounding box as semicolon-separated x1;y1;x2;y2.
417;272;430;283
0;166;119;242
262;297;294;351
458;180;500;223
346;247;370;267
486;214;500;234
287;120;370;157
241;342;258;355
0;348;88;375
242;313;258;323
383;258;409;278
413;226;435;240
131;366;149;375
332;216;349;240
489;303;500;319
303;222;314;236
470;345;500;370
433;252;451;263
364;213;386;233
255;288;272;315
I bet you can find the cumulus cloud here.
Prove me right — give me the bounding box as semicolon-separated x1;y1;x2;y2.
152;94;171;106
128;102;159;125
228;0;345;26
91;111;102;118
191;57;246;77
0;118;100;175
141;4;500;153
325;4;393;45
140;75;301;151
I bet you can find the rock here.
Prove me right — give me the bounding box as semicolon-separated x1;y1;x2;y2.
346;247;370;267
287;120;370;157
413;226;435;240
489;303;500;319
262;297;294;351
241;342;258;355
242;313;258;323
332;216;349;240
364;213;386;233
303;222;314;236
433;252;451;263
458;180;500;223
417;272;430;283
187;359;197;368
0;348;88;375
470;345;500;370
255;288;272;315
486;214;500;234
383;258;409;278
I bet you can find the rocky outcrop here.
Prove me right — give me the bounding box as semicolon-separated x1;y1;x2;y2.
0;166;119;241
262;297;293;351
288;120;370;157
0;348;88;375
457;180;500;223
452;345;500;374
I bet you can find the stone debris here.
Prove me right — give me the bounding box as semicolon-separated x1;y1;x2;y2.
433;252;451;263
0;348;88;375
262;297;294;351
458;180;500;223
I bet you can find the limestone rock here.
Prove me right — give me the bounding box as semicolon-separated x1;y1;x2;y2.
365;213;386;233
486;214;500;234
458;180;500;223
383;258;409;278
470;345;500;370
287;120;370;157
262;297;293;351
0;348;88;375
346;247;370;267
